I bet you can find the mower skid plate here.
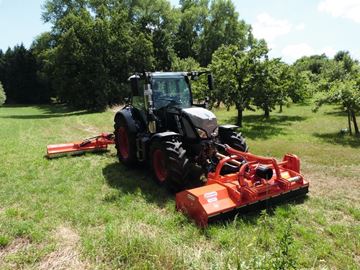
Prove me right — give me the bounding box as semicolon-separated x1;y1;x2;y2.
176;184;309;226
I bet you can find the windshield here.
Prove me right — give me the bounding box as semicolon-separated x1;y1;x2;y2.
151;76;192;109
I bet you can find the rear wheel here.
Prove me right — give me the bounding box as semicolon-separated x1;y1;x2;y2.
220;130;248;152
114;117;137;165
150;138;191;191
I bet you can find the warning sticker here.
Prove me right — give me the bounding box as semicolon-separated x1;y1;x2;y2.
204;191;218;203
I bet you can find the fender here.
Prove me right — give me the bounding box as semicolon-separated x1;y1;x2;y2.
114;105;143;133
150;131;181;142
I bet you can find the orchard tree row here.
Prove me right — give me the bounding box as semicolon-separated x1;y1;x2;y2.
0;0;359;134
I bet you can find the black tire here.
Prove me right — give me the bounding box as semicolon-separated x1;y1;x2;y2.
220;130;248;152
114;117;137;165
149;138;191;192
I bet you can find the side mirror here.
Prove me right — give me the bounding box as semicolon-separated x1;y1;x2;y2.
207;74;214;90
129;75;140;96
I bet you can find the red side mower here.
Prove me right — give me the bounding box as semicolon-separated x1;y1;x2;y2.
46;133;114;158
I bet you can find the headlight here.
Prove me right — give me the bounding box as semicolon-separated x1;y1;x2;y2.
212;127;219;137
196;128;208;139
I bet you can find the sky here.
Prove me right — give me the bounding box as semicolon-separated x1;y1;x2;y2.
1;0;360;63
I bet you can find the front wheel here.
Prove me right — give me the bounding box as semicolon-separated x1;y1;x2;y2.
220;130;248;152
149;138;190;191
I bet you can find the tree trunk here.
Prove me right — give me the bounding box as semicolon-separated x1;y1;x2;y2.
279;104;283;113
237;108;243;127
351;110;359;135
264;107;270;118
347;109;352;135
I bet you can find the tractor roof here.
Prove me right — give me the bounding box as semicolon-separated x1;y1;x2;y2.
150;72;187;78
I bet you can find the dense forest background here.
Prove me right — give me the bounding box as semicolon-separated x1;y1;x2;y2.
0;0;359;134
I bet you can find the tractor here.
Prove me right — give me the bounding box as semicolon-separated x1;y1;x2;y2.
46;71;309;226
113;71;247;190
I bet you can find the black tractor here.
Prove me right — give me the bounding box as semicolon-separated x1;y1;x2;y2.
114;71;248;190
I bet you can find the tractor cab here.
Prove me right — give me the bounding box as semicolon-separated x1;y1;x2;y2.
150;73;192;110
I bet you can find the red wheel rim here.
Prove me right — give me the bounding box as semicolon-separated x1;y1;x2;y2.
118;127;129;159
153;149;167;182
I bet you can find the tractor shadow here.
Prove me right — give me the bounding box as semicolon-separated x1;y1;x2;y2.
225;115;307;140
0;104;96;119
102;162;173;208
313;132;360;148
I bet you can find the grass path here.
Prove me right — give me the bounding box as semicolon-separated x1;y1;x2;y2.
0;104;359;269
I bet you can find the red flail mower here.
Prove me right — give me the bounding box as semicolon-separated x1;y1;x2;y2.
47;134;308;226
176;146;309;227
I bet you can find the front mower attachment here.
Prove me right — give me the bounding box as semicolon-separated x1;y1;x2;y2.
46;133;115;158
176;147;309;227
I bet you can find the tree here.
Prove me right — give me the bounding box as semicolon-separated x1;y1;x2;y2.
0;81;6;106
0;44;51;104
252;58;290;118
199;0;251;66
171;56;208;100
314;79;360;135
129;0;179;70
313;52;360;135
41;2;137;109
174;0;208;60
287;70;311;103
210;40;268;126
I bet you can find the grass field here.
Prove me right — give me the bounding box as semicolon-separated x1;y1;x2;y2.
0;103;359;269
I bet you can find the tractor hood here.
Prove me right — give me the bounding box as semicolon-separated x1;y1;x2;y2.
182;107;218;137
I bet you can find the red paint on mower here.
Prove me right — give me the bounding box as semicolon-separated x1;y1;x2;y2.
176;146;309;227
46;133;115;158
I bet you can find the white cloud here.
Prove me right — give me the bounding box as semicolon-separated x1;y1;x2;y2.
295;23;305;31
318;0;360;23
320;46;336;58
282;43;315;60
252;13;292;44
282;43;338;61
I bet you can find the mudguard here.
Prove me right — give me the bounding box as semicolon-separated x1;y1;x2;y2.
150;131;181;142
114;106;144;133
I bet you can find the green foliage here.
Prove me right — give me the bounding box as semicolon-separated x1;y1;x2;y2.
252;58;292;117
130;0;179;70
174;0;208;59
210;42;269;125
210;41;303;122
199;0;251;66
313;52;360;135
0;45;51;104
0;81;6;106
171;56;200;72
2;0;359;118
171;56;207;100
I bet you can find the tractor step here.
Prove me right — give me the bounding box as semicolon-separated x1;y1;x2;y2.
46;133;115;158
